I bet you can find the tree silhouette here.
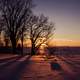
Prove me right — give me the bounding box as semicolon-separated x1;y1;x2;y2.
0;0;33;53
27;14;55;55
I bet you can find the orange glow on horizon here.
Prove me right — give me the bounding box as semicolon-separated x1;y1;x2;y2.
48;39;80;47
18;39;80;47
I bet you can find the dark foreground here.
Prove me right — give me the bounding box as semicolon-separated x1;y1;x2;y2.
0;54;80;80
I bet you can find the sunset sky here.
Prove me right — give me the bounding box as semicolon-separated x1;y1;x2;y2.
33;0;80;41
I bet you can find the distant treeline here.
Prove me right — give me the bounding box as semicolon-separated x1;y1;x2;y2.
0;46;80;55
0;46;12;54
47;46;80;55
0;46;31;55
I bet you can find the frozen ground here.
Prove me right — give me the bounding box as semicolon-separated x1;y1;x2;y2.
0;54;80;80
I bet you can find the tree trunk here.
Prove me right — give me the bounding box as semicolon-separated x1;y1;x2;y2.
21;38;23;55
31;43;36;55
12;41;17;54
10;37;17;54
21;27;24;55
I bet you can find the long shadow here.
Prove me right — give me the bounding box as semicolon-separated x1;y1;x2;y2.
57;55;80;68
56;55;80;80
0;55;18;63
0;56;22;70
3;55;31;80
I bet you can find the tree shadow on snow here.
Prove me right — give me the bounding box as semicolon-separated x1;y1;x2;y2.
7;55;31;80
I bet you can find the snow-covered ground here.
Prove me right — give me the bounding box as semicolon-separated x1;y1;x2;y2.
20;55;80;80
0;54;80;80
0;54;18;60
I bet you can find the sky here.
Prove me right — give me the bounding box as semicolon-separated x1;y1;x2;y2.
33;0;80;41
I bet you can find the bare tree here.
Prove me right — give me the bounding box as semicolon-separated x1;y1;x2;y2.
27;14;55;55
0;0;33;53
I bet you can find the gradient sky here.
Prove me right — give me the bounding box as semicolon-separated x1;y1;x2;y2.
33;0;80;40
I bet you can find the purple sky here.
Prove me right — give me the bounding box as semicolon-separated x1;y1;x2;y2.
33;0;80;40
